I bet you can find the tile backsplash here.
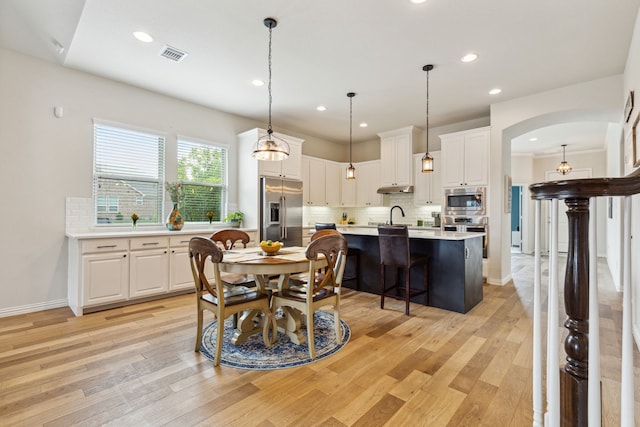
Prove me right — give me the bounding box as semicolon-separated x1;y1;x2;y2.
303;193;441;227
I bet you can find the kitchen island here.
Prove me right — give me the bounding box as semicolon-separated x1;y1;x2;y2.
337;227;484;314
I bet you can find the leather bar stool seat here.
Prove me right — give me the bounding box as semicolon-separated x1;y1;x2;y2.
377;225;428;315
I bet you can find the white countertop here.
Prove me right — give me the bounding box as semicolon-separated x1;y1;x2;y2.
336;226;483;241
66;227;257;239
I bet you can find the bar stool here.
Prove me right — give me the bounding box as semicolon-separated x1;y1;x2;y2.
377;225;428;315
315;223;360;290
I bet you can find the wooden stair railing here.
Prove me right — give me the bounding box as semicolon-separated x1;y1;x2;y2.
529;168;640;426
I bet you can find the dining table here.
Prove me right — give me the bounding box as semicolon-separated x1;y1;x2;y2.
219;245;324;345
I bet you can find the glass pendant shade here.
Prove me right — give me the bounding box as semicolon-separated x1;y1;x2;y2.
421;152;434;173
556;144;572;175
253;130;289;161
346;163;356;179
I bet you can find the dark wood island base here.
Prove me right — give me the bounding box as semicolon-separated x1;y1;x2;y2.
340;230;484;314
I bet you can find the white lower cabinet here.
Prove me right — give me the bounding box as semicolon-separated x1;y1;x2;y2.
82;251;129;306
69;231;231;316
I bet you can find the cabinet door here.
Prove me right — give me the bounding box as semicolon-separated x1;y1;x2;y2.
281;141;302;179
441;135;465;187
301;157;310;204
82;252;129;305
357;161;382;206
430;151;442;205
307;158;326;205
463;131;489;186
324;161;341;206
258;158;282;177
393;134;412;186
130;249;169;297
413;155;428;205
380;137;397;186
170;247;194;291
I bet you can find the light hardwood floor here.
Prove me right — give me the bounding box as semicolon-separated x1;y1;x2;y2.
0;253;637;426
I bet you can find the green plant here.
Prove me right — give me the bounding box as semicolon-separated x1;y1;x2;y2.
224;211;244;222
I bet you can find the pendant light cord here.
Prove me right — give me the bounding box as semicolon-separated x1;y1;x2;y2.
267;23;273;134
349;95;353;164
425;67;430;153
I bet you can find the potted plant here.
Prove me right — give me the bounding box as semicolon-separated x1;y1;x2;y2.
224;211;244;228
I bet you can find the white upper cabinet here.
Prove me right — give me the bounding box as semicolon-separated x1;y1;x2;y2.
378;126;419;187
440;126;490;187
413;151;442;206
237;128;304;180
301;156;342;206
356;160;382;207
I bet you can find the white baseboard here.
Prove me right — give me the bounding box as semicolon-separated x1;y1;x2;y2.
0;299;68;318
487;274;512;286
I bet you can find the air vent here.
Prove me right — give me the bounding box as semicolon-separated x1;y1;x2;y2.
159;45;188;62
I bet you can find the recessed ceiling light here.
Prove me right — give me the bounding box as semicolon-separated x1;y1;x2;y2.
133;31;153;43
251;79;264;86
316;105;327;112
461;53;478;63
529;137;538;142
359;122;368;128
410;0;427;3
489;88;502;95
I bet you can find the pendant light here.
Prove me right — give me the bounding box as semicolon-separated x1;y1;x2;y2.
346;92;356;180
421;64;434;173
556;144;572;175
252;17;290;161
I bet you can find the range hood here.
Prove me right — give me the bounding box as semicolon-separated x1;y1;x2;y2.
377;185;414;194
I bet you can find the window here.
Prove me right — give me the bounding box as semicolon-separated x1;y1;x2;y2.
93;121;165;225
177;138;227;222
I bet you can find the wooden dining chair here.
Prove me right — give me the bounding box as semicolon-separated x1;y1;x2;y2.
271;233;348;359
189;236;275;366
210;229;256;288
315;223;360;289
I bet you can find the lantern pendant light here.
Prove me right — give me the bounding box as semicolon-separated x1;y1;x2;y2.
346;92;356;180
252;17;290;161
556;144;572;175
421;64;434;173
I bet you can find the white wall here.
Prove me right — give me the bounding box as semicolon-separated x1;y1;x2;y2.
489;75;622;285
0;47;334;315
622;9;640;346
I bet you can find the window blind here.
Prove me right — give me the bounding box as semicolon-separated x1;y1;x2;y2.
177;138;227;223
93;122;165;225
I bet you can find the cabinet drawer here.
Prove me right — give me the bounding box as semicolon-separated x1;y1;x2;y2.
130;237;169;250
82;239;128;254
169;234;206;247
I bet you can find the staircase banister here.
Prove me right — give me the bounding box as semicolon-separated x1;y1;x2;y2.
529;168;640;200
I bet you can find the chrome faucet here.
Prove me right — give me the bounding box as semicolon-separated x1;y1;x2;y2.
389;205;405;225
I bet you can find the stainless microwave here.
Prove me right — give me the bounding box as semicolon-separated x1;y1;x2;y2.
444;187;486;216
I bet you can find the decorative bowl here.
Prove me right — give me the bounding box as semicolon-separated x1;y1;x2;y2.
260;241;281;254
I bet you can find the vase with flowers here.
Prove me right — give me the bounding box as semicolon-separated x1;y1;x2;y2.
130;213;139;230
165;182;184;231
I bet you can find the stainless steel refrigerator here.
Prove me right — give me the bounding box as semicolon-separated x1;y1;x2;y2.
260;177;303;246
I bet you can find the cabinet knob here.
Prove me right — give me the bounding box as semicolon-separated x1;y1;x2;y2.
123;254;127;258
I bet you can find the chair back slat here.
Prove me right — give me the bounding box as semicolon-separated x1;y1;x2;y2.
189;236;223;299
210;229;250;250
306;234;348;293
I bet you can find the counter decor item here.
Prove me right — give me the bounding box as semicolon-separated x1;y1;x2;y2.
166;203;184;231
224;211;244;228
206;211;215;228
165;182;184;231
130;213;138;230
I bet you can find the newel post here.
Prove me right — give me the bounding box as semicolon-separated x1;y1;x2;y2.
560;197;590;426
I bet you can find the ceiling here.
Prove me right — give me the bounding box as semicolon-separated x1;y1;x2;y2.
1;0;638;153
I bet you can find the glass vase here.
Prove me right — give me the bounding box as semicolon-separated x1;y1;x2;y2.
166;202;184;231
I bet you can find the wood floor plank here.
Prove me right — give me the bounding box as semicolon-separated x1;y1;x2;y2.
0;254;637;426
